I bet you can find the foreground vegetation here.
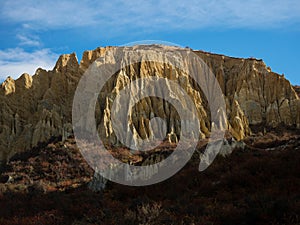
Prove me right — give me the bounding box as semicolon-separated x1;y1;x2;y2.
0;130;299;225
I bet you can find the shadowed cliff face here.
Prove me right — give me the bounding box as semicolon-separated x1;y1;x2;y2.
0;45;299;164
294;86;300;98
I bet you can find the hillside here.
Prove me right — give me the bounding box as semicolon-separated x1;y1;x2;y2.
0;45;300;224
0;128;299;224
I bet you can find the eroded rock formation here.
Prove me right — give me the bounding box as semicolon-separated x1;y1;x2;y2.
0;45;299;165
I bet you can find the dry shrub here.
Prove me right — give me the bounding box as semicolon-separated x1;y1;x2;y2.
124;202;163;225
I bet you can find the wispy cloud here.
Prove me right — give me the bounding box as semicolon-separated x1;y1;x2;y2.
1;0;300;31
16;34;41;47
0;48;58;81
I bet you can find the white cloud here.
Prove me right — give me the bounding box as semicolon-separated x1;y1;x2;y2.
0;0;299;82
0;48;58;81
1;0;300;30
16;34;41;47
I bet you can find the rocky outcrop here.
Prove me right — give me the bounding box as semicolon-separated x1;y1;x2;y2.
0;45;299;165
195;51;300;129
0;55;80;164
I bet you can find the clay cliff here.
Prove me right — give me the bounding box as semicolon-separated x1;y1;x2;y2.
0;45;299;165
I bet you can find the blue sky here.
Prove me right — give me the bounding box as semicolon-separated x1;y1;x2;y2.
0;0;299;84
